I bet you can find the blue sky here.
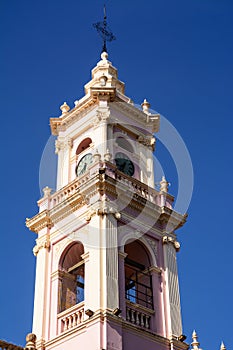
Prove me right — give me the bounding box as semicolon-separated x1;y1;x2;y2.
0;0;233;348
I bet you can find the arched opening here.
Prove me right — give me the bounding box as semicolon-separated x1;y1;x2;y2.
59;242;85;312
125;240;153;309
76;138;92;156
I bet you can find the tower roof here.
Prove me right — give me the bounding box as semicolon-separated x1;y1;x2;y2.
50;52;160;136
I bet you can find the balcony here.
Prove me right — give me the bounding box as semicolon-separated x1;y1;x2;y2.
38;161;174;211
57;302;85;334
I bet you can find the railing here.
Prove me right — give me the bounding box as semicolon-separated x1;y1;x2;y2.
38;161;173;211
57;302;85;334
0;340;24;350
126;301;154;330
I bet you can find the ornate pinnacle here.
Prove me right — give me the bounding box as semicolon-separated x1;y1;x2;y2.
60;102;70;115
191;330;202;350
141;99;151;113
220;341;226;350
25;333;37;350
160;176;169;193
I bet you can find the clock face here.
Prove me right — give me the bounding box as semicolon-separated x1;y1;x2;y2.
115;152;134;176
76;153;93;177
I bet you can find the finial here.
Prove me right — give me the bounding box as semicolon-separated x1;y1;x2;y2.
191;330;201;350
220;341;226;350
93;5;116;54
93;149;101;162
42;186;52;197
60;102;70;115
160;176;169;193
104;149;112;161
141;99;151;113
25;333;37;350
101;51;108;61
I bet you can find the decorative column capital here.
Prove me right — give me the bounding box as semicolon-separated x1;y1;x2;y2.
33;235;50;256
55;137;73;154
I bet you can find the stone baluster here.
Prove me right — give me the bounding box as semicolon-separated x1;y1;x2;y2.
145;315;150;329
135;311;140;325
126;307;130;321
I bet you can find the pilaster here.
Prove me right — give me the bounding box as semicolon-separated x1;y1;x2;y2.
162;236;182;338
32;230;51;347
55;136;73;190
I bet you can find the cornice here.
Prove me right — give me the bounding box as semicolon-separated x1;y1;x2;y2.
49;92;160;137
111;101;160;133
50;99;97;135
26;210;53;234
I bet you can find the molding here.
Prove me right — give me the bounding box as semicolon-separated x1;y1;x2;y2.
149;265;162;275
81;251;90;262
118;251;128;260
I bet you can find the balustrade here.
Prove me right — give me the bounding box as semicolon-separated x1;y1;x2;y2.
57;302;85;334
0;340;24;350
126;301;154;330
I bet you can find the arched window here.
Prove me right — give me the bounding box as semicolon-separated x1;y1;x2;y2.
125;240;153;309
76;137;92;156
59;242;85;312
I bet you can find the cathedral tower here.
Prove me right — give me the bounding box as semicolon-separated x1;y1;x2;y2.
26;52;188;350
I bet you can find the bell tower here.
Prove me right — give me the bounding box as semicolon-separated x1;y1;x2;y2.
26;52;188;350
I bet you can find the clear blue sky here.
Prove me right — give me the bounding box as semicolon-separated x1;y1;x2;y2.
0;0;232;348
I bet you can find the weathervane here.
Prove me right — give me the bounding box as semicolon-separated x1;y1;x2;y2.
93;5;116;53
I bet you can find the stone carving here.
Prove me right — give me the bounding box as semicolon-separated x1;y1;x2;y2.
93;108;110;127
146;237;158;258
162;235;180;252
137;135;156;150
